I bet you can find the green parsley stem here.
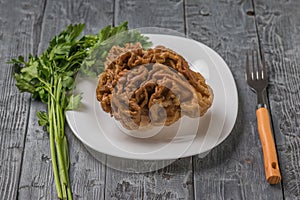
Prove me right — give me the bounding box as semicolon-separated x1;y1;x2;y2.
48;92;63;199
51;78;72;199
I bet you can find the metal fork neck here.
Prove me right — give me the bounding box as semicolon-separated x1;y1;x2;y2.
257;103;266;109
256;90;266;109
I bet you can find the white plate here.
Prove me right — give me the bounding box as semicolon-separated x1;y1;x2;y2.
66;34;238;160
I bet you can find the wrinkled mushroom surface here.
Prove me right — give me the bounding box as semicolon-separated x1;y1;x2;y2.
96;43;213;130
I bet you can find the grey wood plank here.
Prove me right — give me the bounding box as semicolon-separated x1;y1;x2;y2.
106;0;194;199
17;0;114;199
254;1;300;199
0;0;46;199
114;0;185;33
105;158;193;199
185;0;283;199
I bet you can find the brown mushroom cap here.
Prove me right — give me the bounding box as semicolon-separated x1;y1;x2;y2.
96;44;213;130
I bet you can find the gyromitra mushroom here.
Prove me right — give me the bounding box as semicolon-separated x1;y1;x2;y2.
96;43;213;130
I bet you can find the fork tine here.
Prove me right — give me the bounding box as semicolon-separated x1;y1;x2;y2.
246;49;268;84
246;51;251;81
246;49;269;98
252;50;255;80
256;50;261;80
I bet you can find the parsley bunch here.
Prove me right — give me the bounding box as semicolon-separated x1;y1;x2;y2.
9;22;151;199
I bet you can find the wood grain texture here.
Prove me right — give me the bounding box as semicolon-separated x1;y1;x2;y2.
0;0;45;199
254;0;300;199
185;0;283;199
115;0;185;32
104;157;194;199
17;0;113;199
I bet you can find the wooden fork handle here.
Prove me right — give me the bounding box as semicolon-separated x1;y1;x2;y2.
256;107;281;184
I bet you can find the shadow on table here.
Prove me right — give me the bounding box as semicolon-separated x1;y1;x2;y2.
193;91;245;170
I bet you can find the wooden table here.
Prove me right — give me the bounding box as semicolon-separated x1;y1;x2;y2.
1;0;299;199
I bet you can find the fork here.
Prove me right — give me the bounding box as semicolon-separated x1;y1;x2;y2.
246;50;281;184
